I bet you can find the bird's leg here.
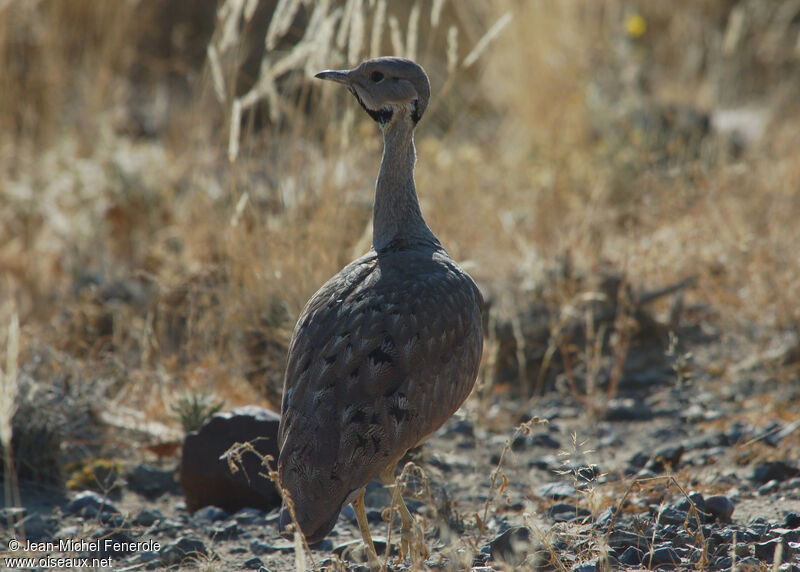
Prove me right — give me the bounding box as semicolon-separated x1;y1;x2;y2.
380;463;427;566
352;488;382;570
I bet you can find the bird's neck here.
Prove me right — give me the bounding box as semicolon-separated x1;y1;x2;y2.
372;119;436;252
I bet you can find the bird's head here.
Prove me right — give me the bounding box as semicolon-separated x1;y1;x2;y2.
315;57;430;127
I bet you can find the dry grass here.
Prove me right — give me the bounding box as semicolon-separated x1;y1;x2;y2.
1;0;799;567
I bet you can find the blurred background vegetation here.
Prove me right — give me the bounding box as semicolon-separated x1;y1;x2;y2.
0;0;798;481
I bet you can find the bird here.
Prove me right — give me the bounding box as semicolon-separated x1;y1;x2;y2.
277;57;484;568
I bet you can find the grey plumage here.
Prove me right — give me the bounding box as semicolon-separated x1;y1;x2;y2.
277;57;483;552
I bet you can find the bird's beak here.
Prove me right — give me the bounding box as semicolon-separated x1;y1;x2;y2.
314;69;351;85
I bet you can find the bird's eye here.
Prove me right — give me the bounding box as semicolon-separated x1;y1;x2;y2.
369;71;384;82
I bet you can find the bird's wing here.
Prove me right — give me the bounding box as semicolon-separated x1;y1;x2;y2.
277;247;483;539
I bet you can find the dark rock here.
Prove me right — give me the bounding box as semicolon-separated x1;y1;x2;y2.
489;526;533;565
127;464;177;499
758;479;780;495
133;509;163;527
754;537;792;563
64;491;120;517
210;520;239;540
704;495;735;521
534;481;576;500
180;406;281;514
618;546;643;565
96;531;136;557
22;513;56;541
752;460;800;483
607;530;649;551
333;538;395;561
234;507;265;524
675;491;706;517
604;402;653;421
646;444;685;472
250;539;277;556
643;546;681;567
657;507;689;526
192;505;229;523
244;557;263;569
530;433;561;448
160;537;208;566
773;528;800;542
545;503;591;523
594;507;614;528
784;513;800;528
572;563;596;572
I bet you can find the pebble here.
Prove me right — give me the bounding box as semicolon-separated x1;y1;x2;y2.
754;537;792;563
243;557;264;569
784;513;800;528
534;481;576;500
489;526;532;565
64;491;120;517
545;503;591;522
159;537;208;566
210;520;239;540
704;495;735;521
643;546;681;567
133;508;163;527
752;460;800;483
127;463;177;499
192;505;229;523
618;546;643;565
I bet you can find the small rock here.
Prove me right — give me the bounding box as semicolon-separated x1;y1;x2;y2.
758;479;780;495
127;464;177;499
657;507;688;526
534;481;576;500
607;530;649;551
704;495;735;521
572;563;596;572
489;526;533;565
530;433;561;448
133;509;163;527
250;539;276;556
618;546;643;565
784;513;800;528
64;491;120;517
752;460;800;483
754;537;792;563
243;557;263;569
333;538;394;561
180;406;282;514
22;513;56;541
545;503;591;523
234;507;265;524
643;546;681;567
646;444;685;472
192;505;229;523
160;537;208;566
209;521;239;540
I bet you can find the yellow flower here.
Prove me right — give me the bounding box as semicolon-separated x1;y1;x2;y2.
625;14;647;39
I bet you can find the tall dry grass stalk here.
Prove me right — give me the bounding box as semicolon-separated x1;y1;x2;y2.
1;305;22;536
